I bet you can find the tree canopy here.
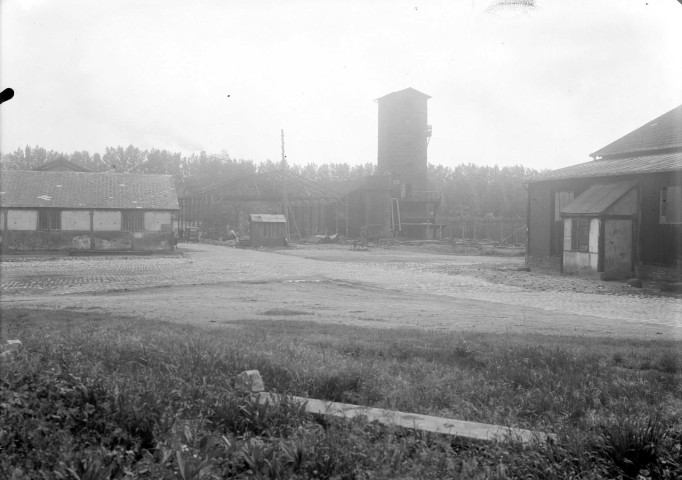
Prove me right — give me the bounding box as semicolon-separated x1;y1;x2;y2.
1;145;537;219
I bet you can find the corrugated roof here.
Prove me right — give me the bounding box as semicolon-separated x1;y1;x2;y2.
249;214;286;223
526;151;682;182
0;170;178;209
590;104;682;158
561;180;638;216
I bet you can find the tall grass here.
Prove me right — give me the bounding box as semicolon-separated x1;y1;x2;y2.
1;309;680;479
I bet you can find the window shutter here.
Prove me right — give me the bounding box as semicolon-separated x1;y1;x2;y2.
670;186;682;223
571;219;578;251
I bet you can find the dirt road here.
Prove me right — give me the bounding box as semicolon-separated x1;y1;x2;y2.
1;243;680;339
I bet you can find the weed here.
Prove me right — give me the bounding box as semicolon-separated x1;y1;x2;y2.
1;308;681;479
656;351;679;374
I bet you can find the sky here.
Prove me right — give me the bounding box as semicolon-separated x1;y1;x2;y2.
1;0;681;171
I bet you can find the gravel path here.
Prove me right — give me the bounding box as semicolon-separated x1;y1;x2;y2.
1;243;680;339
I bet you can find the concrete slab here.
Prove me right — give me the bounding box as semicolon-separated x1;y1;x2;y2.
257;392;554;444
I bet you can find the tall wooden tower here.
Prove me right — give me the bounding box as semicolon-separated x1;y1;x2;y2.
376;87;432;193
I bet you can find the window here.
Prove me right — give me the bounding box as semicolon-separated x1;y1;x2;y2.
121;210;145;231
571;218;590;252
660;186;682;224
38;209;61;230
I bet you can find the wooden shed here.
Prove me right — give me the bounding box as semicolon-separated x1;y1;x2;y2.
526;104;682;281
249;214;287;248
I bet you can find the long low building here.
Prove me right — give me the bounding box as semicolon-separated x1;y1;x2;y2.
0;170;179;252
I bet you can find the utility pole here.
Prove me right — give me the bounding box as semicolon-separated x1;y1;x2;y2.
281;129;290;240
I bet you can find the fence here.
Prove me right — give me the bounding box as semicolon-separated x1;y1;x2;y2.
442;217;527;246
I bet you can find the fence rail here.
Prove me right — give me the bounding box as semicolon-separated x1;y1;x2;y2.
441;217;527;245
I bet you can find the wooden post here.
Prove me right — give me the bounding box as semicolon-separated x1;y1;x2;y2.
345;200;349;237
281;130;289;240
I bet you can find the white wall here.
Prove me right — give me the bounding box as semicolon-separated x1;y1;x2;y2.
7;210;37;230
62;210;91;231
589;218;600;254
563;218;572;251
93;211;121;231
563;217;599;273
144;211;171;232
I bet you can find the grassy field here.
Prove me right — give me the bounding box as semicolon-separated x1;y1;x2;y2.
1;308;680;479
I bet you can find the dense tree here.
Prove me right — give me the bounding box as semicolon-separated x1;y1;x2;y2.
1;145;536;219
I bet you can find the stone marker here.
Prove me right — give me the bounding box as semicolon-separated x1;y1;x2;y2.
235;370;265;393
0;339;22;357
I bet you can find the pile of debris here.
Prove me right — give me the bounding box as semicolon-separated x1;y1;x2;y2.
306;233;339;244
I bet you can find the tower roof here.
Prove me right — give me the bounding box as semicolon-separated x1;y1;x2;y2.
375;87;431;102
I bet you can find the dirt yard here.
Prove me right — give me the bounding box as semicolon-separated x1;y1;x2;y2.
1;243;680;339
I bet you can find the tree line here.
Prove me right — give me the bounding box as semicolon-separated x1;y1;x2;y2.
1;145;538;219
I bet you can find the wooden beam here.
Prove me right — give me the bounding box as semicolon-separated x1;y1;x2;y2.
257;393;553;445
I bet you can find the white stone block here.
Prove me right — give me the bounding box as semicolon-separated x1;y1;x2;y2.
235;370;265;393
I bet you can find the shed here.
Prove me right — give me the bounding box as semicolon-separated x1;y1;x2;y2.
0;170;179;252
525;104;682;282
249;214;287;248
559;180;638;277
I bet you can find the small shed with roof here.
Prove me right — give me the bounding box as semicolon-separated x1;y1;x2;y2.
249;214;287;248
0;170;179;252
526;104;682;281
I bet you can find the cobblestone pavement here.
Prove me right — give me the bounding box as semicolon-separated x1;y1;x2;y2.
1;243;680;338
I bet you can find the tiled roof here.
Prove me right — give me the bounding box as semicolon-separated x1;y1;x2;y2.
0;170;178;209
526;151;682;182
560;180;637;216
250;214;286;223
33;158;91;172
590;104;682;158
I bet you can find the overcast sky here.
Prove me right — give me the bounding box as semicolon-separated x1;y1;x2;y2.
1;0;680;171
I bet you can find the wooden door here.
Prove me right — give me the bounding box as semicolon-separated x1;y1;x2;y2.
604;219;632;276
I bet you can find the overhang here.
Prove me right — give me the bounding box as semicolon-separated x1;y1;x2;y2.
560;180;638;216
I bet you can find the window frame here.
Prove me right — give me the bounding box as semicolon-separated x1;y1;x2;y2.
121;210;145;232
571;218;590;252
38;208;61;231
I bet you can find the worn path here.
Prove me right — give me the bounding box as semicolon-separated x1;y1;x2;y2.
1;244;680;339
